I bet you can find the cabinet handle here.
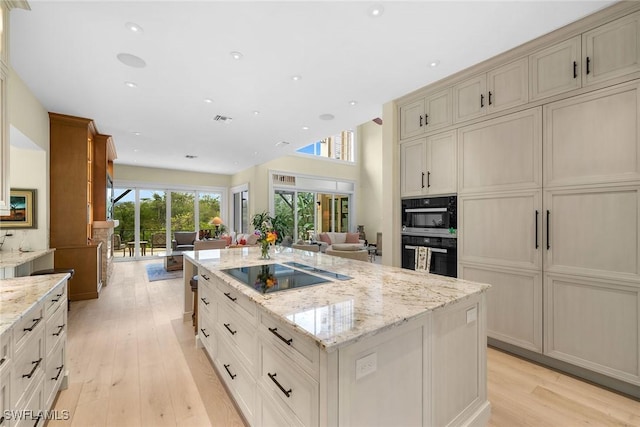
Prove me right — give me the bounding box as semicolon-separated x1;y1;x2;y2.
33;414;43;427
223;292;237;302
23;317;43;332
586;57;591;75
0;356;5;367
427;171;431;188
419;115;423;127
480;94;484;108
0;416;4;425
425;114;429;125
22;358;42;379
268;372;292;398
200;297;210;305
53;323;65;336
573;61;578;79
223;364;237;380
200;328;210;338
201;274;210;280
268;327;293;345
535;210;539;249
223;323;237;335
51;364;64;381
488;91;492;105
546;210;551;250
421;172;425;189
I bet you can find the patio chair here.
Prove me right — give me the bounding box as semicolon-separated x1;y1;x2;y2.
172;231;197;251
113;234;126;256
150;232;167;254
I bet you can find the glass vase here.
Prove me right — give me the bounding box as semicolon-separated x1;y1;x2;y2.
260;241;270;260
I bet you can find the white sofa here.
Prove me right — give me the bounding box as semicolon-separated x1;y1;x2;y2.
315;232;366;253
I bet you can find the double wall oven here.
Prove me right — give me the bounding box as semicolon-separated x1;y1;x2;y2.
401;196;457;277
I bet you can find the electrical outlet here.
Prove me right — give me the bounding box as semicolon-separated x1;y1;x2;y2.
355;352;377;380
466;306;477;324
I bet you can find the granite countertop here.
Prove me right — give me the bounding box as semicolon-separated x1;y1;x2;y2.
0;273;69;338
185;247;490;351
0;249;55;269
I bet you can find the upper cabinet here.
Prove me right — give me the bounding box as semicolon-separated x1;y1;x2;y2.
453;58;529;123
399;88;452;140
531;11;640;102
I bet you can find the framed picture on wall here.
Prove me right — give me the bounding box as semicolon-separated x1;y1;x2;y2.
0;189;37;229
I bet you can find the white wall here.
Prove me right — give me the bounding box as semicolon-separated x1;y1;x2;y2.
357;120;383;244
114;164;232;188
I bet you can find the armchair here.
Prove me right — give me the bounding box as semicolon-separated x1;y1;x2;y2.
113;234;126;256
172;231;197;251
150;232;167;254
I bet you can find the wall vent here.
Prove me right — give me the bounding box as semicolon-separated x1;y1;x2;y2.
272;174;296;186
213;115;233;122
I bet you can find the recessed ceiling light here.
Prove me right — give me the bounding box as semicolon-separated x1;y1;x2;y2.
369;3;384;17
125;22;144;34
253;151;259;156
203;98;213;104
124;81;138;88
230;51;243;60
291;75;302;81
253;111;260;115
319;113;335;121
302;126;310;130
132;131;141;136
117;53;146;68
349;100;358;106
430;60;441;68
133;148;140;153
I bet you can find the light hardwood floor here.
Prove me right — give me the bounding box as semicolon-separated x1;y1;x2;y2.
49;260;639;427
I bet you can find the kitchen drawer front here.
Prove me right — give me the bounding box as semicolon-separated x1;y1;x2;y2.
198;309;216;357
13;304;44;351
14;379;44;427
216;303;257;373
215;280;256;323
256;382;304;427
44;340;65;410
0;331;11;376
1;369;10;427
260;314;319;379
259;344;319;427
198;278;216;320
12;330;45;405
44;281;67;317
45;305;66;358
215;334;255;423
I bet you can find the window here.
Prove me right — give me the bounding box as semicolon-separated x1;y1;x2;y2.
297;130;355;162
232;185;249;234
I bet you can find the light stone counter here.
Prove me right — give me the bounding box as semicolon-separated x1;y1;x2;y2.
184;246;490;351
0;249;55;279
0;273;69;338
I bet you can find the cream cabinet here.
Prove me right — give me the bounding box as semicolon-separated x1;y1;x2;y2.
400;130;456;198
453;58;528;123
399;88;452;140
530;11;640;101
544;81;640;188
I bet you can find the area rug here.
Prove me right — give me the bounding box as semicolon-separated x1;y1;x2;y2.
145;263;182;282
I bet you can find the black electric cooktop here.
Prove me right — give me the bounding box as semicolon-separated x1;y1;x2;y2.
221;263;351;294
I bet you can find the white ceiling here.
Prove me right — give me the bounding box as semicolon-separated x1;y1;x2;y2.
10;1;616;175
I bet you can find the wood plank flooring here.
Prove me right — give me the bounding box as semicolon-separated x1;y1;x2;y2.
48;260;639;426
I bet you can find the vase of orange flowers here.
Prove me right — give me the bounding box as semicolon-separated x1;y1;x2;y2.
252;211;278;260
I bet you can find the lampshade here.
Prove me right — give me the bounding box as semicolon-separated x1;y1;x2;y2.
210;216;223;226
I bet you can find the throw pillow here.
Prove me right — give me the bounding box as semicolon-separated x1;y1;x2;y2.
345;232;360;243
247;233;259;245
332;243;362;251
318;233;332;245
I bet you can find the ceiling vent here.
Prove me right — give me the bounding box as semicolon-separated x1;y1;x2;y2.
213;115;233;123
272;174;296;186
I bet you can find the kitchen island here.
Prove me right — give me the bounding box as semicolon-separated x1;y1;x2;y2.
184;247;490;426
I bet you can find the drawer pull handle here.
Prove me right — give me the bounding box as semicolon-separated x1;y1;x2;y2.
224;323;237;335
51;364;64;381
200;328;210;338
53;323;66;336
223;363;237;380
24;317;43;332
268;327;293;345
202;274;210;280
200;297;210;305
22;358;42;379
268;373;292;398
0;356;5;367
224;292;237;302
33;414;43;427
51;292;64;303
0;416;4;425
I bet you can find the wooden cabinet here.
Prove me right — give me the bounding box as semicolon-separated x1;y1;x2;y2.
50;113;114;301
399;88;452;140
400;130;456;198
530;12;640;101
454;58;528;123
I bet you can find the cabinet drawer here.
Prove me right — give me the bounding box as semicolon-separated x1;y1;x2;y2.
260;344;318;427
215;280;256;323
215;334;255;422
44;281;67;317
198;278;216;320
0;369;10;427
13;304;44;351
256;383;304;427
260;314;319;379
14;380;44;427
0;330;11;376
216;303;257;373
13;331;45;410
198;309;216;357
44;341;65;410
45;305;66;358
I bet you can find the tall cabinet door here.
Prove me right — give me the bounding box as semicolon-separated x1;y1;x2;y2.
529;36;581;101
583;11;640;86
400;138;426;198
544;81;640;187
425;131;456;195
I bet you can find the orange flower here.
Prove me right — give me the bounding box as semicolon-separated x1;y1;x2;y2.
266;231;277;244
